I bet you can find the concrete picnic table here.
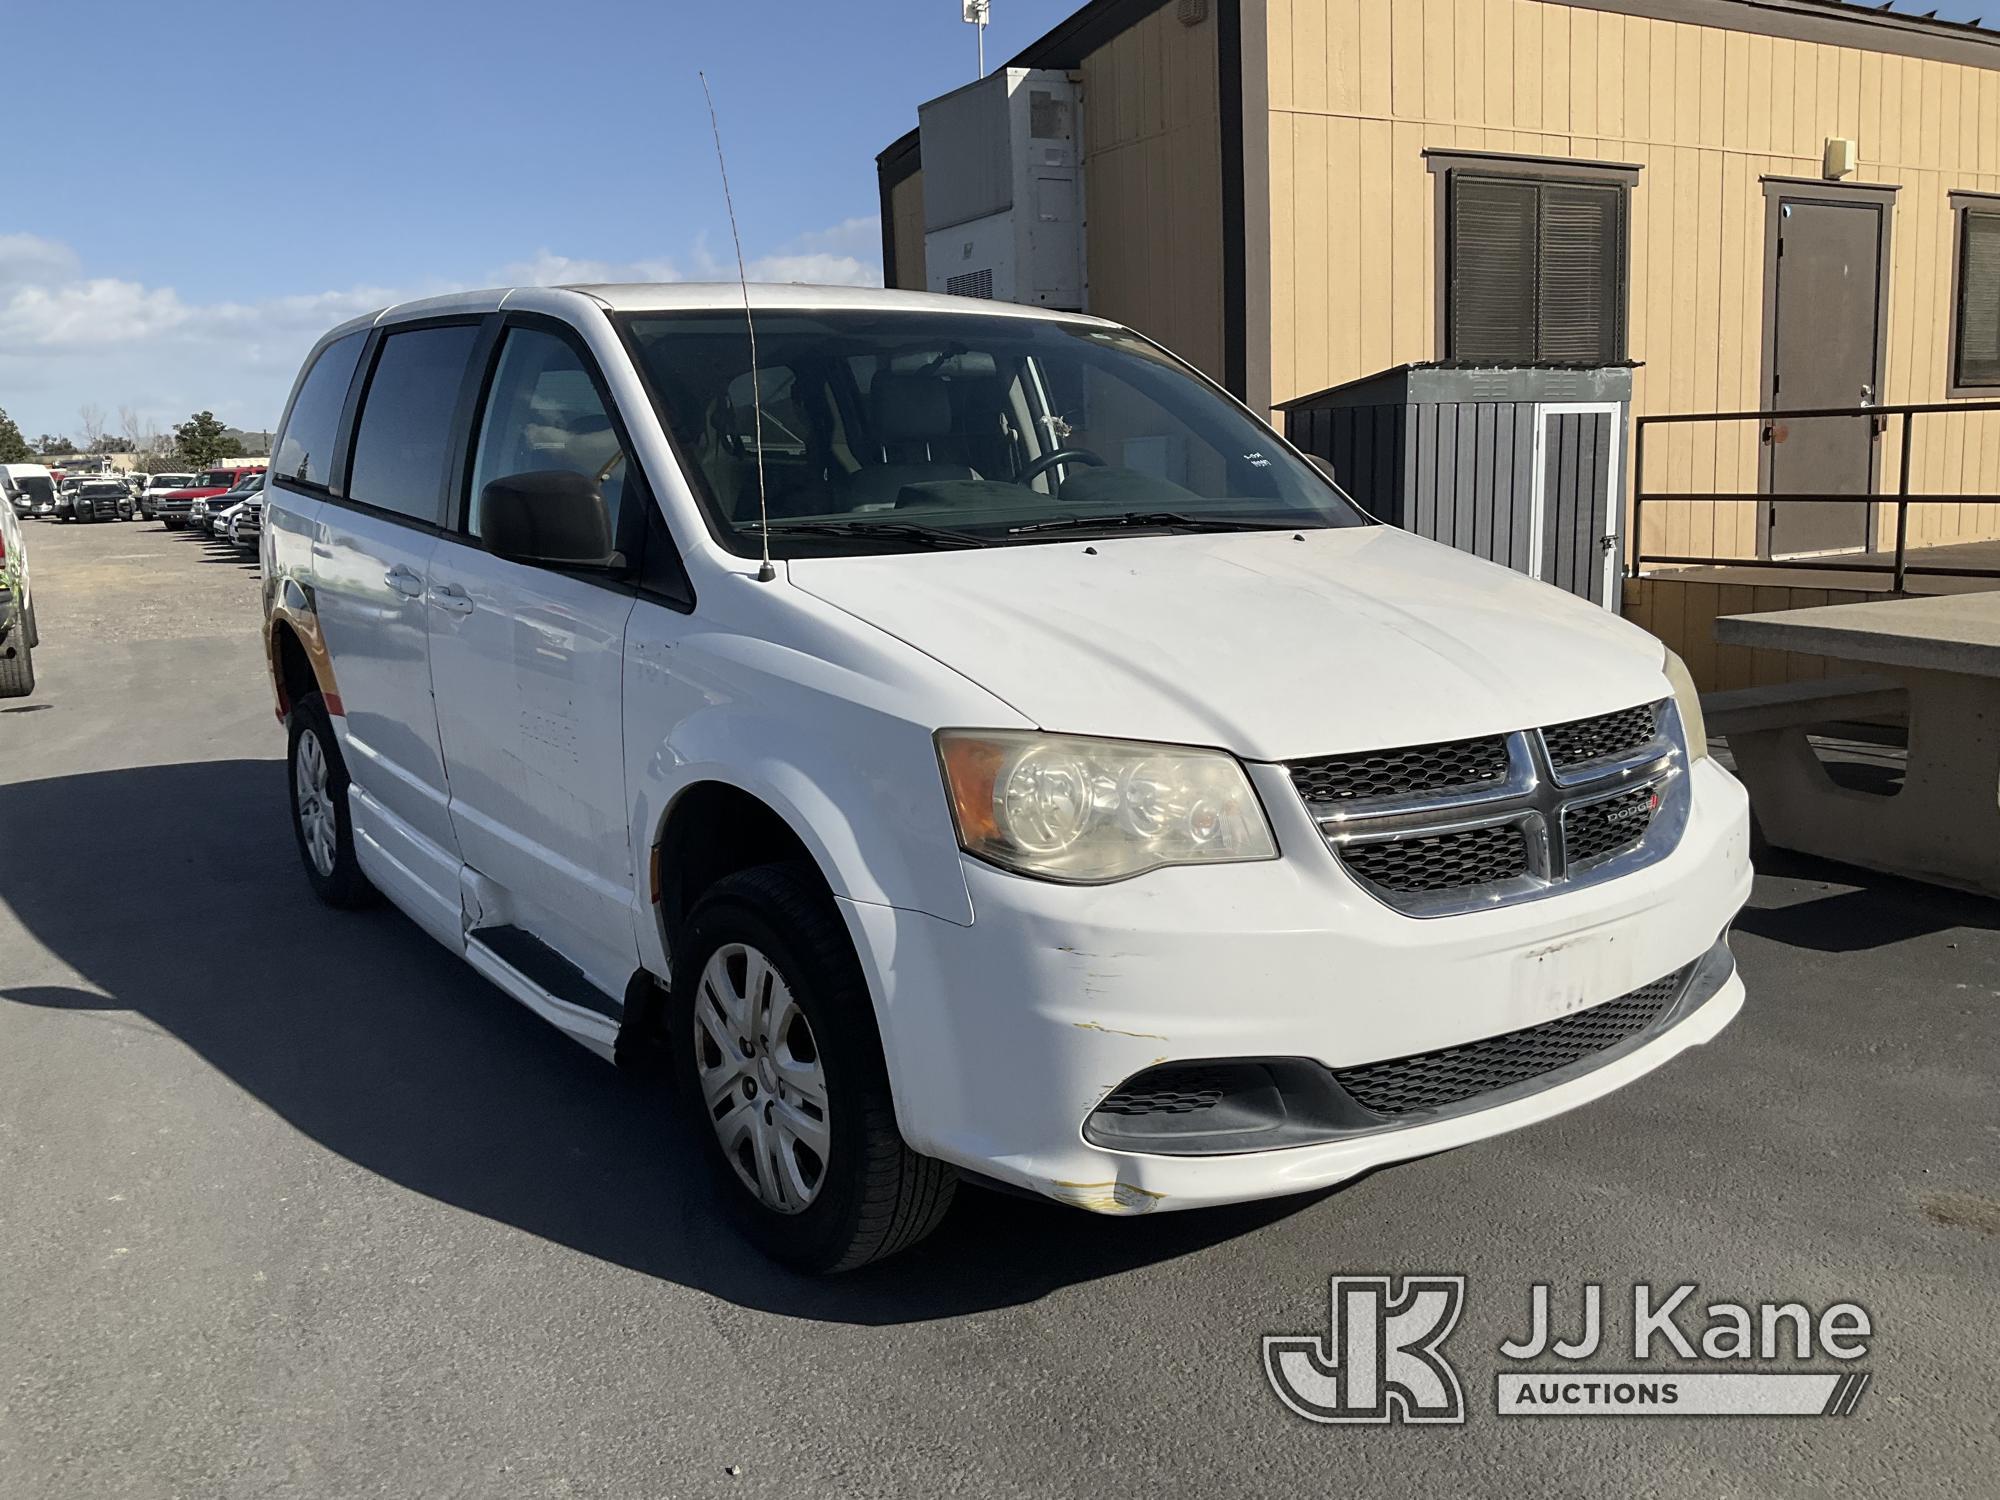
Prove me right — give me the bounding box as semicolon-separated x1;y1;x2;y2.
1715;591;2000;897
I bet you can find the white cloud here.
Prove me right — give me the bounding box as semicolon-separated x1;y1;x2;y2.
0;217;881;436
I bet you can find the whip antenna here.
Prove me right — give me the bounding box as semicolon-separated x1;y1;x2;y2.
700;69;776;583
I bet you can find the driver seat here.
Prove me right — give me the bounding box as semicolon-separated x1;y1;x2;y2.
844;370;976;508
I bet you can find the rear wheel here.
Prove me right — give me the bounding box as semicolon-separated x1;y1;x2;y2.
286;691;375;908
671;864;955;1272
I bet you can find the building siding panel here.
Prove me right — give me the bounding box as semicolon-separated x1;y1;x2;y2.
1261;0;2000;571
1080;3;1227;383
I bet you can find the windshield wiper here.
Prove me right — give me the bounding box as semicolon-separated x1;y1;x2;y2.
763;519;988;549
1005;511;1293;537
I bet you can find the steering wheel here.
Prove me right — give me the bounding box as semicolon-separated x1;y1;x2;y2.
1016;447;1107;490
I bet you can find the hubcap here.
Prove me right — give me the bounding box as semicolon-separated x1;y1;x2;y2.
294;728;337;878
692;943;829;1214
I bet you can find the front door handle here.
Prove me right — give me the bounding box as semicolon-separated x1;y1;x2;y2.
384;564;424;598
429;582;475;615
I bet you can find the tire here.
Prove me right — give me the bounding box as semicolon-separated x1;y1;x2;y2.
24;599;37;649
671;864;955;1272
0;629;33;699
286;691;375;908
163;518;180;530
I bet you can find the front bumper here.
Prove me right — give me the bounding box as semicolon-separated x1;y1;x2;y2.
840;756;1752;1213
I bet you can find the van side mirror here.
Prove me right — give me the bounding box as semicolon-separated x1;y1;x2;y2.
479;470;621;569
1307;454;1338;483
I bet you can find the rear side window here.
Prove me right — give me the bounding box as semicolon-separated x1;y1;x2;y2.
273;331;364;491
347;325;480;524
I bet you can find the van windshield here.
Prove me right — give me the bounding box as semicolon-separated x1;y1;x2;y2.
620;310;1366;557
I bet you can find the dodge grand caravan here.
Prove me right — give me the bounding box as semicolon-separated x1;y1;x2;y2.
262;284;1750;1271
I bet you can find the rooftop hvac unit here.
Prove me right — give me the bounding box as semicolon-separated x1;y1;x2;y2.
918;68;1084;311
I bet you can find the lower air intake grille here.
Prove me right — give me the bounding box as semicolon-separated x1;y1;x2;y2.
1341;823;1527;893
1093;1066;1233;1118
1332;967;1690;1117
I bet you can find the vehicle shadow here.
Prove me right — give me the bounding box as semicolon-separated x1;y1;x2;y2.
0;760;1319;1323
1734;842;2000;951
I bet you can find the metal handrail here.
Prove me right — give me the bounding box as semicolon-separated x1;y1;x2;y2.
1631;398;2000;592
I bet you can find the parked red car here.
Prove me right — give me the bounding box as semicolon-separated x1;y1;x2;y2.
154;466;266;530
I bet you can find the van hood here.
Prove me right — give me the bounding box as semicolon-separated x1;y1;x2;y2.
787;527;1670;762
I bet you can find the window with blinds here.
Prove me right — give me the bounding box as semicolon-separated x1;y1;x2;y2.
1446;174;1628;366
1955;207;2000;390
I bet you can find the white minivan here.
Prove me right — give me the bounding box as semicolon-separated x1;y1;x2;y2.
262;285;1750;1270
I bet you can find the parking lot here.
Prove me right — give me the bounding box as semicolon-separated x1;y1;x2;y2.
1;515;1996;1497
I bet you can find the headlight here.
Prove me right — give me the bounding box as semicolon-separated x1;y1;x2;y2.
1661;646;1709;761
936;730;1277;882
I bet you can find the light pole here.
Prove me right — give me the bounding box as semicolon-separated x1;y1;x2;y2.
964;0;989;78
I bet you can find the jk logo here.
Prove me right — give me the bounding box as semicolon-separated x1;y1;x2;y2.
1263;1276;1467;1424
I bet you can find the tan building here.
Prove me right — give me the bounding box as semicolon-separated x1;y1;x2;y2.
878;0;2000;686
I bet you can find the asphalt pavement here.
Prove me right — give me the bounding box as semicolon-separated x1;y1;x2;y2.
1;514;1995;1498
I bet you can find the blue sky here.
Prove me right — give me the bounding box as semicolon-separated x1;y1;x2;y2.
0;0;1076;438
1;0;1993;440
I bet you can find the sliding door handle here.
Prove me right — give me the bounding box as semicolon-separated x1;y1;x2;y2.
429;582;475;616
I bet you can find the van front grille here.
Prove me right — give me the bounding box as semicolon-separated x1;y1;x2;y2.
1544;703;1660;771
1563;786;1661;869
1340;823;1529;893
1288;734;1511;805
1289;701;1683;916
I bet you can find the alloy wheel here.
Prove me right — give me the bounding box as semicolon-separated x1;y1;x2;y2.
692;942;831;1213
294;728;337;878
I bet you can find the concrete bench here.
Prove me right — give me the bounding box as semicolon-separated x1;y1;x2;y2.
1712;596;2000;896
1701;675;1906;739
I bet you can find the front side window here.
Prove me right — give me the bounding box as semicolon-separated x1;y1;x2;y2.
621;310;1364;557
273;330;365;490
1953;203;2000;391
347;324;480;524
467;327;631;539
1445;172;1628;365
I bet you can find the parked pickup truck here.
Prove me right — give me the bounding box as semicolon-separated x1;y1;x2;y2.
135;472;196;521
262;284;1750;1272
156;466;266;529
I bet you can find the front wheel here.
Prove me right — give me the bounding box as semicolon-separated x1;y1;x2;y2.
286;691;375;908
0;629;33;699
671;864;955;1272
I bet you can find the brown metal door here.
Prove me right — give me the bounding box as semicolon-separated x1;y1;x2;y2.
1765;196;1885;558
